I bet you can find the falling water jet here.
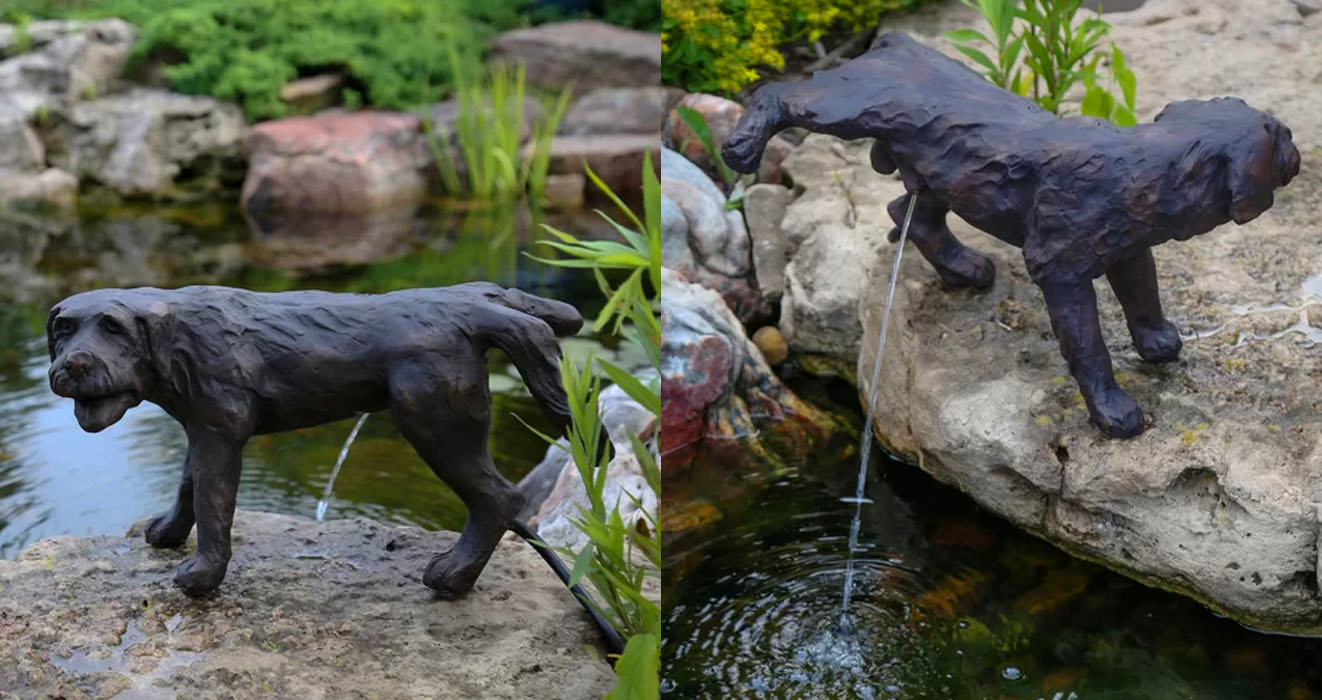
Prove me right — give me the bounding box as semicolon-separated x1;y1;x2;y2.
315;413;371;521
837;191;918;636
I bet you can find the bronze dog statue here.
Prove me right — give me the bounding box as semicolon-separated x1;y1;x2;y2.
47;283;581;597
723;32;1300;437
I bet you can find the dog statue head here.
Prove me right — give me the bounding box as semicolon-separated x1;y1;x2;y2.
1155;97;1301;226
47;290;170;433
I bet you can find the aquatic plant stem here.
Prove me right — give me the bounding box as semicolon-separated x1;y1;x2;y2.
839;192;918;630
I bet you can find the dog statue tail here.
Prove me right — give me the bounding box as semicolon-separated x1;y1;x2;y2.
481;287;585;433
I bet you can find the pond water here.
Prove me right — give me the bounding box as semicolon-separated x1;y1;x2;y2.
662;381;1322;699
0;199;613;558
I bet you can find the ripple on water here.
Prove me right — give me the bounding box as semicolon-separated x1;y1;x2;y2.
670;526;932;697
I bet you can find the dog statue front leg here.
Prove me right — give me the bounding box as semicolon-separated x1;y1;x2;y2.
175;425;245;596
1039;279;1146;438
1104;248;1182;363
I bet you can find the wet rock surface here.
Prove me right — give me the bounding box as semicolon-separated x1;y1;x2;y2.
0;510;615;698
788;0;1322;633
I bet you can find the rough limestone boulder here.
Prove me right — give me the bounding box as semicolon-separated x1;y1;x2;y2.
777;134;908;361
241;111;428;217
58;88;246;198
0;104;44;171
0;19;135;118
661;268;838;475
661;147;763;322
0;510;615;698
489;20;661;95
832;0;1322;633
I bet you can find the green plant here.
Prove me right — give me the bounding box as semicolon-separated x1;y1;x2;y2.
662;0;933;95
10;13;34;55
426;38;570;203
523;155;661;697
673;104;738;187
948;0;1138;125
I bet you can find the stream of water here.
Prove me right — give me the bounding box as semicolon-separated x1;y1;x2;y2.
839;193;918;633
315;412;371;521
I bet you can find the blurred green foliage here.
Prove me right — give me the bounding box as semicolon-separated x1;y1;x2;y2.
2;0;531;120
0;0;647;122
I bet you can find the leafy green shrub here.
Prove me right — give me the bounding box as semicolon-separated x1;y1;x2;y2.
948;0;1138;125
3;0;534;121
662;0;932;95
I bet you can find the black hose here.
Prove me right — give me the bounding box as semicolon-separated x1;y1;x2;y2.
509;518;627;661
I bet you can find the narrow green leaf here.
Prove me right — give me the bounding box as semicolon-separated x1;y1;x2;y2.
945;28;992;44
598;360;661;415
568;543;596;588
953;45;999;75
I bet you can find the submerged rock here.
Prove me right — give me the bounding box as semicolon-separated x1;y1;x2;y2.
0;510;615;697
661;267;839;474
831;0;1322;634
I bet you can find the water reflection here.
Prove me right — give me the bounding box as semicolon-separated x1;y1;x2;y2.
0;198;606;557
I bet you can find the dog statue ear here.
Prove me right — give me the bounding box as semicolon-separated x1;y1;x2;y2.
46;305;61;361
1227;124;1277;225
1272;121;1301;188
134;301;174;377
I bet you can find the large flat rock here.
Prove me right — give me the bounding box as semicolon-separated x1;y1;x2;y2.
0;510;615;698
834;0;1322;632
742;0;1322;633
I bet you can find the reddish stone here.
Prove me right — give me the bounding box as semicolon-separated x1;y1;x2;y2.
660;335;733;456
241;111;428;217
